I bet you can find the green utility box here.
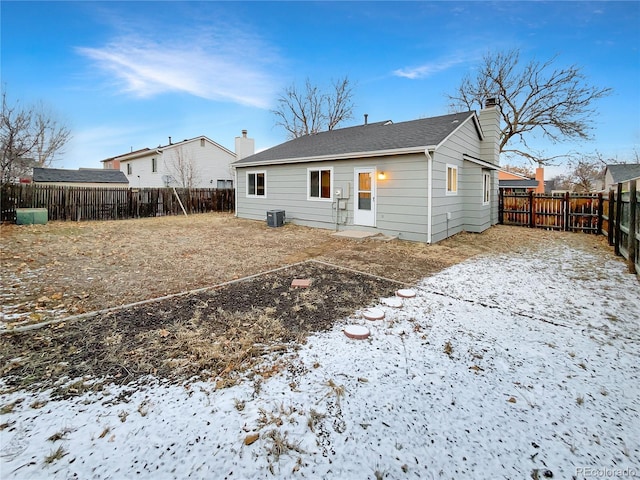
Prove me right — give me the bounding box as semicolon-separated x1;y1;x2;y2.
16;208;48;225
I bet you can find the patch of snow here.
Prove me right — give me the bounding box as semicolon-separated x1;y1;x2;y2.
1;242;639;479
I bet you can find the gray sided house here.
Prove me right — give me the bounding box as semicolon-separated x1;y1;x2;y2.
233;103;501;243
604;164;640;191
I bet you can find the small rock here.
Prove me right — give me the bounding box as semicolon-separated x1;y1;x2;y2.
244;433;259;446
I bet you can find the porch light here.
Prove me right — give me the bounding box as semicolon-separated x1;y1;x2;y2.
377;171;386;180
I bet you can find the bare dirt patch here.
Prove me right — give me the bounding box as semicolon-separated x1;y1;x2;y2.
0;261;402;394
0;213;614;392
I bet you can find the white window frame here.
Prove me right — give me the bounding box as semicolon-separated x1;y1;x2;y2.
446;164;458;195
307;167;333;201
246;170;266;198
482;171;491;205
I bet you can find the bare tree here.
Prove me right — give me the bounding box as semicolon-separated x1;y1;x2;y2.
1;90;71;184
501;164;535;178
164;147;200;188
273;76;355;139
447;49;612;165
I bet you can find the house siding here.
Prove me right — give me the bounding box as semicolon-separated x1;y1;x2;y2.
429;118;497;242
121;139;235;188
236;153;431;242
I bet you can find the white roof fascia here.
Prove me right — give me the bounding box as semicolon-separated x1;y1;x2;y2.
462;154;500;170
118;149;161;163
234;145;438;168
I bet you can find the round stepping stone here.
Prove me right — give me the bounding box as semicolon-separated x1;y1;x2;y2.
382;296;403;308
343;325;370;340
362;308;385;321
396;288;416;298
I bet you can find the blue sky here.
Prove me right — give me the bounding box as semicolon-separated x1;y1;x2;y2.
2;1;639;177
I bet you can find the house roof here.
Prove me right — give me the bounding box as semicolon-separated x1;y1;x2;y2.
234;111;479;167
498;179;539;188
33;167;129;184
606;164;640;184
106;135;234;163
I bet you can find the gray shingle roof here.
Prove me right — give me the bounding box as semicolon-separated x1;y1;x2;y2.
499;179;539;188
234;111;477;166
33;168;129;184
606;164;640;183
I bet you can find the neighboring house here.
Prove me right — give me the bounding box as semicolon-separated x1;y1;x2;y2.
233;101;501;243
604;164;640;191
498;168;545;193
104;133;254;189
33;167;129;187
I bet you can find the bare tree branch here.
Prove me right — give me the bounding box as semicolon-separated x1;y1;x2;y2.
272;76;355;139
1;89;71;184
447;49;612;166
164;147;200;189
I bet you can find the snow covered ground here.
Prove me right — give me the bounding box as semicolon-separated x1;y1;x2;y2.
1;240;639;479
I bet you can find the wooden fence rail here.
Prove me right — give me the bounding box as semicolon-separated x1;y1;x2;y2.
0;184;234;222
499;184;639;274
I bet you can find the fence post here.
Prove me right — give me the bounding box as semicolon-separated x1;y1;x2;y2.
614;183;623;256
608;190;614;245
563;191;570;231
498;189;504;224
596;192;603;236
628;180;637;274
528;191;534;228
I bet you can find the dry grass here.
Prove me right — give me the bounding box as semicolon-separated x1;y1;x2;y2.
0;213;615;392
2;212;606;330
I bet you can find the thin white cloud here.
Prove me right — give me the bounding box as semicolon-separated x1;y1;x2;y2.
76;29;280;109
393;54;468;80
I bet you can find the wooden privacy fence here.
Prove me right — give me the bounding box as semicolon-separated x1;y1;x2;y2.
499;183;639;274
499;191;603;233
1;184;235;222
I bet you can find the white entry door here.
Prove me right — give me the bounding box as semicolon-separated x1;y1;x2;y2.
354;168;376;226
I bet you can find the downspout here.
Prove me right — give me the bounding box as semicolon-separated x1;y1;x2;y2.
234;167;238;217
425;149;433;244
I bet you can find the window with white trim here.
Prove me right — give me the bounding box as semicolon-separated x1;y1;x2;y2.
307;167;333;200
246;171;266;197
217;179;233;189
446;165;458;195
127;163;132;175
483;171;491;205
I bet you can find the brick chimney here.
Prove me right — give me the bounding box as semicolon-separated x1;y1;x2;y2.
535;167;545;193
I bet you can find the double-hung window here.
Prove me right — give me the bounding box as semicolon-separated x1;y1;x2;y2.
308;167;333;201
247;171;266;197
483;171;491;205
446;165;458;195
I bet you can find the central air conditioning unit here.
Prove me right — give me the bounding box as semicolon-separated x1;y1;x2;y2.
266;210;285;227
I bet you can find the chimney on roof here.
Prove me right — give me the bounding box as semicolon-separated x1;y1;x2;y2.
364;114;368;125
485;98;497;108
168;136;172;145
235;129;255;161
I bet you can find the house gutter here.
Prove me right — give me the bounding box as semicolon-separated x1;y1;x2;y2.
425;149;434;244
234;146;429;168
